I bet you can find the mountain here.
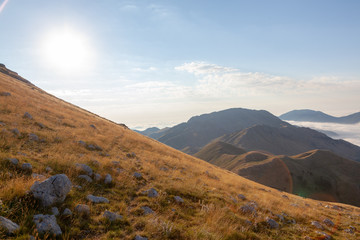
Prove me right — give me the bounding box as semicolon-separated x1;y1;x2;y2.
135;127;169;139
155;108;288;154
280;109;360;124
217;124;360;162
195;142;360;207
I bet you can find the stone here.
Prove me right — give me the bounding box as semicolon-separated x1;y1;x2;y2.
147;188;158;198
230;196;238;203
174;196;184;203
103;211;123;222
282;195;289;199
266;217;279;229
75;163;93;176
36;122;45;129
240;204;256;215
75;204;90;216
78;140;86;146
30;174;72;207
87;194;109;204
78;175;93;183
0;216;20;234
21;163;32;171
133;172;142;179
90;124;96;129
237;194;246;200
311;221;324;230
62;208;72;216
316;231;332;240
0;121;5;126
29;133;39;141
11;128;20;136
45;166;53;172
94;173;101;181
0;92;11;96
8;158;19;165
141;206;154;215
276;214;285;222
51;207;59;216
104;174;112;184
33;214;62;236
323;218;334;227
135;235;148;240
32;173;46;180
127;152;136;158
23;112;33;119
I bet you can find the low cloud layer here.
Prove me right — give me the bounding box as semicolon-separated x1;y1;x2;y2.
287;120;360;147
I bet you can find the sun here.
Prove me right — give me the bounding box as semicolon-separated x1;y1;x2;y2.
41;27;94;74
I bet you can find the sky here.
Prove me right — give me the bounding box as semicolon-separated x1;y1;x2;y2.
1;0;360;130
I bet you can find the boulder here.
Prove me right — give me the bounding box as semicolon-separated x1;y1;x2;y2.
94;173;101;181
104;174;112;184
75;163;93;176
29;133;39;142
23;112;33;119
51;207;59;216
31;173;46;180
0;216;20;234
21;163;32;171
62;208;72;216
75;204;90;216
133;172;142;179
0;92;11;96
311;221;324;230
141;206;154;215
147;188;158;198
323;218;334;227
87;194;109;204
135;235;148;240
266;217;279;229
30;174;72;207
103;211;123;222
240;204;256;215
11;128;20;136
7;158;18;166
33;214;62;236
237;194;246;200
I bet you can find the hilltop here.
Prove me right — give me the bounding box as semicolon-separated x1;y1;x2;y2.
0;65;359;239
280;109;360;124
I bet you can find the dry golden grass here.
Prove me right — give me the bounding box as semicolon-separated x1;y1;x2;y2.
0;71;360;239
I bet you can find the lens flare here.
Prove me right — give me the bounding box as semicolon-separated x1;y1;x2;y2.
0;0;10;13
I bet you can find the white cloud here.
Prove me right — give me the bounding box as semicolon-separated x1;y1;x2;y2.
175;62;236;75
132;67;157;72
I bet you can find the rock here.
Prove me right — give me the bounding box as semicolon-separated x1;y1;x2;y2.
0;121;5;126
127;152;136;158
230;196;238;203
75;204;90;216
78;175;93;183
0;216;20;234
237;194;246;200
141;206;154;215
30;174;72;207
160;167;169;171
78;140;86;146
133;172;142;179
62;208;72;216
316;231;332;240
87;194;109;204
147;188;158;198
90;124;96;129
29;133;39;141
75;163;93;176
45;166;53;173
51;207;59;216
36;122;45;129
104;174;112;184
8;158;19;166
94;173;101;181
282;195;289;199
311;221;324;230
135;235;148;240
276;214;285;222
0;92;11;96
323;218;334;227
32;173;46;180
33;214;62;236
21;163;32;171
87;144;102;151
103;211;123;222
266;217;279;229
11;128;20;136
23;112;33;119
240;204;256;215
174;196;184;203
332;205;343;211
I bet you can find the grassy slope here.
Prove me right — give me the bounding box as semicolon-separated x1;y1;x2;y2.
0;71;359;239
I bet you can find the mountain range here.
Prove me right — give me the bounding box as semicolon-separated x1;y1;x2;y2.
280;109;360;124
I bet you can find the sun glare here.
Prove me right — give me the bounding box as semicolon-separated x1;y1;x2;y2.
41;27;94;74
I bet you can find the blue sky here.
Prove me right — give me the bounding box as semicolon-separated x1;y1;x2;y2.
1;0;360;129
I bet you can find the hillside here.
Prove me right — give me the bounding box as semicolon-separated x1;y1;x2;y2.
217;124;360;162
0;65;359;239
280;109;360;124
195;141;360;207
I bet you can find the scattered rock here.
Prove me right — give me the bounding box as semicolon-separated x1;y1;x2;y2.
127;152;136;158
21;163;32;171
87;194;109;204
23;112;33;119
237;194;246;200
75;204;90;216
78;140;86;147
146;188;158;198
30;174;72;207
31;173;46;180
230;196;238;203
240;204;256;215
94;173;101;181
11;128;20;136
45;166;53;173
331;205;343;211
0;216;20;234
276;214;285;222
78;175;93;183
160;167;169;171
0;121;5;126
104;174;112;184
323;218;334;227
75;163;93;176
141;206;154;215
36;122;45;129
135;235;148;240
282;195;289;199
103;211;123;222
51;207;59;216
86;144;103;151
316;231;332;240
133;172;142;179
33;214;62;236
8;158;19;166
90;124;96;129
311;221;324;230
62;208;72;216
0;92;11;96
266;217;279;229
29;133;39;141
174;196;184;203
